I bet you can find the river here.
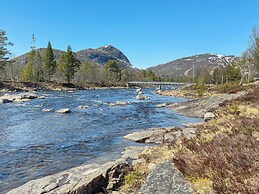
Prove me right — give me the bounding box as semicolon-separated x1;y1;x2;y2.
0;88;202;193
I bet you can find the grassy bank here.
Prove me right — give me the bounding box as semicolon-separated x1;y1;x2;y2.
172;85;259;193
118;83;259;193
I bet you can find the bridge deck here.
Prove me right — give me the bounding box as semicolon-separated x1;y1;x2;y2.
127;81;189;86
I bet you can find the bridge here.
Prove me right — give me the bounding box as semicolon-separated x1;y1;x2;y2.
127;81;191;87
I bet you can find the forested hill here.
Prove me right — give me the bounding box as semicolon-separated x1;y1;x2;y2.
14;45;132;69
148;53;239;78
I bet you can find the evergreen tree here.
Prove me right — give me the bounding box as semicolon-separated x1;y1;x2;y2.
57;45;79;83
21;35;44;81
44;41;56;81
104;60;121;83
0;29;13;71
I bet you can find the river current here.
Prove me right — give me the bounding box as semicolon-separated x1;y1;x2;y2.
0;88;202;193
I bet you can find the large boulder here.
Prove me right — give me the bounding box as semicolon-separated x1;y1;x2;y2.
7;160;130;194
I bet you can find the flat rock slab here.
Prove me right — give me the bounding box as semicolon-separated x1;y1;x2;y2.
0;92;39;103
124;128;166;143
124;127;198;145
7;160;127;194
139;160;192;194
169;92;246;118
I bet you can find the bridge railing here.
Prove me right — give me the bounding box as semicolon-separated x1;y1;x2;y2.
127;81;191;87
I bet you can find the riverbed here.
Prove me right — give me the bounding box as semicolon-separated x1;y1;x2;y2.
0;88;202;193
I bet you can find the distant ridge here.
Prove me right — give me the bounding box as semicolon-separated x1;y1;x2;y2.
148;53;239;78
14;45;133;69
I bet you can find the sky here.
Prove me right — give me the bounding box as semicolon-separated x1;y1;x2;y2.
1;0;259;69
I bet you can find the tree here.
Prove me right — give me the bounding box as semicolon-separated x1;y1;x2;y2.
57;45;79;83
0;29;13;72
104;60;121;83
248;27;259;73
78;61;101;83
44;41;56;81
21;34;44;82
21;50;44;81
225;64;241;83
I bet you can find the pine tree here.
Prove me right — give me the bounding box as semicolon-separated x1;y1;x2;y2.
57;45;79;83
0;29;13;71
44;41;56;81
21;35;44;81
104;60;121;83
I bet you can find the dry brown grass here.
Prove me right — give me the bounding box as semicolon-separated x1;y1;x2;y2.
173;86;259;193
173;117;259;193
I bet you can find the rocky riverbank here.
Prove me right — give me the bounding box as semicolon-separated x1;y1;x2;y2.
0;80;127;93
7;83;257;194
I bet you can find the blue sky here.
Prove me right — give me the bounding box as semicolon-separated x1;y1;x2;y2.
1;0;259;69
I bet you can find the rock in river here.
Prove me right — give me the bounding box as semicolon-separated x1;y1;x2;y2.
56;108;71;114
42;108;54;112
78;105;90;109
136;95;150;100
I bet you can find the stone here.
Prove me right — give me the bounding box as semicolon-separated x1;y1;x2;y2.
136;88;142;93
164;131;182;143
115;101;130;106
42;108;54;112
156;103;167;108
56;108;71;114
0;98;13;103
139;160;193;194
136;95;150;100
204;112;216;122
7;160;129;194
37;96;46;99
109;101;130;106
182;128;197;139
0;92;38;104
78;105;89;109
13;99;30;102
18;92;38;99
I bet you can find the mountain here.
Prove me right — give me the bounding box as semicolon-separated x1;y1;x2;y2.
148;53;239;78
76;45;132;69
14;45;132;69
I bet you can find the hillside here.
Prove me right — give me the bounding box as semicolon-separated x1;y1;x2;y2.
13;45;132;69
148;53;239;78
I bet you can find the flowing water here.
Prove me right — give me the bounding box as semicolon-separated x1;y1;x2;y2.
0;88;202;193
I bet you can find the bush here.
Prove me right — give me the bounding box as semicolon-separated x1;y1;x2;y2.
173;117;259;193
125;171;143;191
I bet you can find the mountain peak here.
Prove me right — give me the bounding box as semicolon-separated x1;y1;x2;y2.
148;53;239;78
14;45;133;69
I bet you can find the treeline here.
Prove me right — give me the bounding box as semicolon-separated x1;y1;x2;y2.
1;27;259;86
194;27;259;86
0;33;166;85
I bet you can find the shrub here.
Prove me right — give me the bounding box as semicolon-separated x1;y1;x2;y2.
173;117;259;193
125;171;143;191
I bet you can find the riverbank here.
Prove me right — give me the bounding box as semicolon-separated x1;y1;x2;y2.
0;80;128;93
6;83;259;193
119;83;259;193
